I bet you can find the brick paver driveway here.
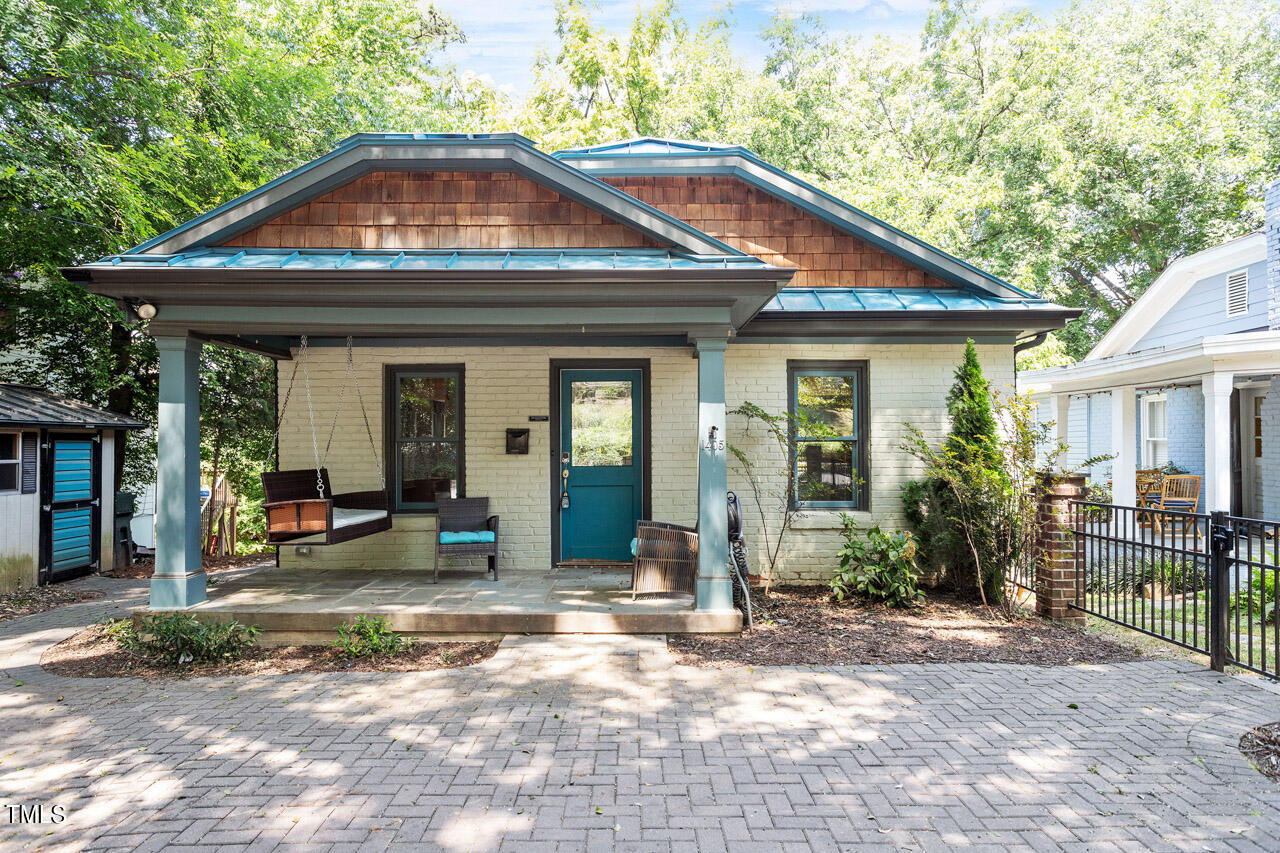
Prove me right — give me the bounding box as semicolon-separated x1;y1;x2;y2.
2;578;1279;851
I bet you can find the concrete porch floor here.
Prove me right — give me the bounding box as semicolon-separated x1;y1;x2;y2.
182;565;741;643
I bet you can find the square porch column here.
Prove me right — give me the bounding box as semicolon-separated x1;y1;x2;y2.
1110;385;1137;510
1202;372;1234;512
151;335;206;609
694;337;732;612
1050;393;1071;448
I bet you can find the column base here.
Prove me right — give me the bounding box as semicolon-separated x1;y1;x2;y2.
149;571;208;610
695;577;734;612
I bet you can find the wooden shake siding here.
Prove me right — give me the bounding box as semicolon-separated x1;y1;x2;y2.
222;171;663;250
605;176;947;288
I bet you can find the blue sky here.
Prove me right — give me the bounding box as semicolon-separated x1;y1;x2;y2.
430;0;1068;96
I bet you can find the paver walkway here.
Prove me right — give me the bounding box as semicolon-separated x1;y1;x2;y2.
1;577;1279;851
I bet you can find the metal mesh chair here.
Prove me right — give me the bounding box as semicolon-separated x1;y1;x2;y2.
631;520;698;598
433;494;499;583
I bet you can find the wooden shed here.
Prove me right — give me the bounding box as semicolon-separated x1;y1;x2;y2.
0;385;144;591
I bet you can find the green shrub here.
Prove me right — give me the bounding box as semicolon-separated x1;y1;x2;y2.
1084;556;1206;596
1231;571;1278;624
333;615;406;658
114;614;259;666
831;516;923;608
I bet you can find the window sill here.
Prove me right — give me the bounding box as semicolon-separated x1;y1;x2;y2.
790;509;871;530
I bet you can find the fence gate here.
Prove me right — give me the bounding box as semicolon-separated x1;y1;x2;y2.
1070;502;1279;681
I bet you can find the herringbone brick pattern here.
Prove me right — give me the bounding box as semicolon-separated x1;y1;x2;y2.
1;578;1278;851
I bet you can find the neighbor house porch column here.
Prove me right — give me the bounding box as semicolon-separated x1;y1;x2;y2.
1050;393;1071;448
694;337;732;612
1110;385;1137;510
1202;371;1234;512
151;335;206;609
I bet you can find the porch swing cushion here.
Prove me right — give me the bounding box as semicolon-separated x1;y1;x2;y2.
332;507;390;529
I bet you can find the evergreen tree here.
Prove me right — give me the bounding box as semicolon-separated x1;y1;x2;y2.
945;340;999;467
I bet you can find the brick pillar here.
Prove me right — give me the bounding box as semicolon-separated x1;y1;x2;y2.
1035;473;1086;624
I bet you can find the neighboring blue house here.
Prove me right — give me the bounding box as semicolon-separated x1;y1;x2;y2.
1022;177;1280;517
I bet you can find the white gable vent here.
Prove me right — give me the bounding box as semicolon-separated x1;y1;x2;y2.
1225;269;1249;317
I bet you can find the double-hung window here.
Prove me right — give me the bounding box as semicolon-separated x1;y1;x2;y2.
386;365;464;511
0;433;18;493
1140;393;1168;468
788;361;869;510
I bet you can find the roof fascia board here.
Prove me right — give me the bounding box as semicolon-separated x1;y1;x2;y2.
136;140;740;257
563;151;1031;299
1022;330;1280;394
1085;232;1267;361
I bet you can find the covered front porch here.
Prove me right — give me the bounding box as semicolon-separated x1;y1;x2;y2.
1027;330;1280;517
191;564;738;644
69;246;793;627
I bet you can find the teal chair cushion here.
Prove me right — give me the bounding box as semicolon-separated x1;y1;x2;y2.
630;537;638;557
439;530;496;544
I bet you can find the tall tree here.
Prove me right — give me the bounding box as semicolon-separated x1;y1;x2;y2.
0;0;474;487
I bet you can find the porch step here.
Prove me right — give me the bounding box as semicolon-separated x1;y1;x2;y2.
191;607;741;640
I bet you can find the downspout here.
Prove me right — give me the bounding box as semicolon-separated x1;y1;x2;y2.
1014;331;1049;355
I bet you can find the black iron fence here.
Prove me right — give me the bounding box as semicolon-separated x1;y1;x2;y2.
1070;501;1279;681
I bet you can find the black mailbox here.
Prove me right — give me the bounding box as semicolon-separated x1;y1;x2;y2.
506;428;530;454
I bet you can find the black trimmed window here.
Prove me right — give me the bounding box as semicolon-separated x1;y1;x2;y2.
788;361;869;510
0;432;18;493
386;365;464;512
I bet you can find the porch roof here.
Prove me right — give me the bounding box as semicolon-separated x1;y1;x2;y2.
77;246;776;273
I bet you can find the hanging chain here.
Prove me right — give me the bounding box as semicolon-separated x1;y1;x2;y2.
346;337;386;490
266;355;302;470
299;335;325;499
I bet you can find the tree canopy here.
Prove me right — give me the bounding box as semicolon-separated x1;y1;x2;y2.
3;0;1277;506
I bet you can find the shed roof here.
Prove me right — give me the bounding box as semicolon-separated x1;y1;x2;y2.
0;385;146;430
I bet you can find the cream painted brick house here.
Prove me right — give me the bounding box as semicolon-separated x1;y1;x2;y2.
65;133;1073;632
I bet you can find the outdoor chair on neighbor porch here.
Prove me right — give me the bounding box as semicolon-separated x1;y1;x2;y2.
630;520;698;599
1152;475;1202;536
433;494;499;583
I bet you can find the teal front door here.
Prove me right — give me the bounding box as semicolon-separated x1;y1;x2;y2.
558;369;643;562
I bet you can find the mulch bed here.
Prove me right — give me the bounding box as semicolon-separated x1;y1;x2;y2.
41;623;499;679
107;553;271;579
0;586;105;621
1241;723;1280;781
670;586;1146;668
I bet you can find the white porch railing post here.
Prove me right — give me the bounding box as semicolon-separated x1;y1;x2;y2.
1202;372;1234;513
151;335;207;609
1110;385;1137;515
694;337;732;612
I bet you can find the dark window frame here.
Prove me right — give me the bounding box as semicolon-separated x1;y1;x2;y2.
787;360;870;511
0;431;19;494
383;364;465;513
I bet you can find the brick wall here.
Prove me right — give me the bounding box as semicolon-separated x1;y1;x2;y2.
222;171;661;250
605;176;950;289
1165;385;1205;477
275;342;1011;584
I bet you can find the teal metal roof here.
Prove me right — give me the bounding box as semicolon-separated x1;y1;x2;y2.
85;247;777;272
763;288;1058;313
555;138;751;156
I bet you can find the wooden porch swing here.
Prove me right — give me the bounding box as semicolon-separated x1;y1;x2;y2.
262;336;392;546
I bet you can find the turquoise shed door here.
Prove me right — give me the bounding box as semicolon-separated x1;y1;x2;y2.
558;369;643;562
41;433;101;584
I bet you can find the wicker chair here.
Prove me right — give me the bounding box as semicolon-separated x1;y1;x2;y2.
1153;474;1202;536
433;494;499;583
631;520;698;598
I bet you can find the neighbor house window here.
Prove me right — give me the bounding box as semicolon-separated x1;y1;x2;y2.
386;365;464;511
1141;393;1168;468
0;433;18;493
788;361;869;509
